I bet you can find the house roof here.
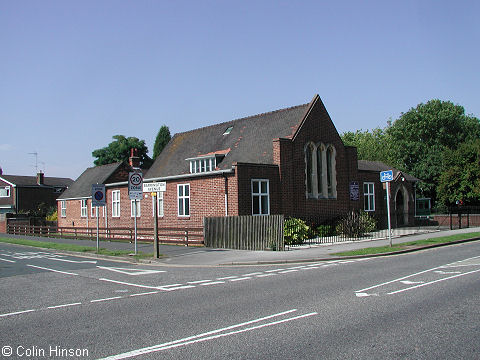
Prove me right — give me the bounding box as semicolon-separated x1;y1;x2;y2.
0;175;73;188
358;160;419;182
145;100;313;179
58;162;124;199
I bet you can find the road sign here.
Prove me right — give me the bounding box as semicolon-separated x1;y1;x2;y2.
128;172;143;200
380;170;394;183
91;184;106;207
143;182;166;193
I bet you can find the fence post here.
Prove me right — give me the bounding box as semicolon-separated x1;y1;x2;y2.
185;230;189;247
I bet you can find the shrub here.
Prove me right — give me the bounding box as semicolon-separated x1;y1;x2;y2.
284;218;310;245
335;211;376;238
315;224;336;237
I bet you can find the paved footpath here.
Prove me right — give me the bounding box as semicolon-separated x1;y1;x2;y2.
2;227;480;266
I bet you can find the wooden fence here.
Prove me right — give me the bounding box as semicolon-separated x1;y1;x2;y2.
204;215;284;251
6;224;204;246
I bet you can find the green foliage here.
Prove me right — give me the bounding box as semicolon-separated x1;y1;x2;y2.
153;125;172;159
335;211;376;238
386;100;480;202
46;209;57;221
284;218;310;245
92;135;153;168
437;140;480;207
341;128;390;163
315;225;336;237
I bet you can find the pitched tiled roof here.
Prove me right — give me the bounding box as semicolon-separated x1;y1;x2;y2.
358;160;419;182
0;175;73;187
58;162;124;199
145;102;311;179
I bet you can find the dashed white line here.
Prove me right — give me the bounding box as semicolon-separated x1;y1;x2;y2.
187;280;213;284
230;277;251;282
200;281;225;286
216;276;238;280
278;270;298;274
47;302;82;309
265;269;285;273
0;257;15;263
99;278;163;290
91;296;123;303
242;272;263;276
0;309;36;318
130;291;159;297
256;273;277;278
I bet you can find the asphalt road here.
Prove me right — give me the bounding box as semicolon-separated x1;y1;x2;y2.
1;241;479;359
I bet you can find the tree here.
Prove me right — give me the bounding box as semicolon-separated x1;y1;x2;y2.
386;100;480;203
437;140;480;207
341;128;390;163
92;135;153;168
152;125;171;159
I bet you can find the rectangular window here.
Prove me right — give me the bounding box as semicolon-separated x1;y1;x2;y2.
131;199;141;217
60;200;66;218
177;184;190;217
0;186;10;197
112;190;120;217
252;179;270;215
91;204;104;217
152;192;164;217
81;199;88;217
364;183;375;211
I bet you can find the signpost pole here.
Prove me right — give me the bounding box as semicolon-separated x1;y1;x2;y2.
152;192;159;259
134;199;138;255
386;181;392;247
96;207;99;252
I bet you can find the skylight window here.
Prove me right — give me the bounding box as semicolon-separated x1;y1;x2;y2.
223;126;233;135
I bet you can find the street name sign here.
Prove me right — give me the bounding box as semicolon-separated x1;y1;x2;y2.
380;170;394;183
91;184;106;207
128;172;143;200
143;182;166;193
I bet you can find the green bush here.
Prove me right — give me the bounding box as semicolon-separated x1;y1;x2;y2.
284;218;310;245
335;211;376;238
315;225;336;237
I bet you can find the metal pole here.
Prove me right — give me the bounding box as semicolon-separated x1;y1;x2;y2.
134;199;138;255
386;181;392;247
96;206;99;252
153;193;159;259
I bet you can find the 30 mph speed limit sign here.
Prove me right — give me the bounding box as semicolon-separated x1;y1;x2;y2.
128;172;143;200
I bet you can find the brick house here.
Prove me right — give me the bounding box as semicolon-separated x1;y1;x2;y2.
0;172;73;215
57;94;418;233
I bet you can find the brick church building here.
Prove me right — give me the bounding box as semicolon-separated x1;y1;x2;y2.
58;95;418;232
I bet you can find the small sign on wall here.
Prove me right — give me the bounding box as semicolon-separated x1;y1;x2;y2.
349;181;359;201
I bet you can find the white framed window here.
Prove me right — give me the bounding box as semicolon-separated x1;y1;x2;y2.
252;179;270;215
131;199;141;217
0;186;10;197
364;182;375;211
189;157;216;174
81;199;88;217
152;192;164;217
60;200;66;218
112;190;120;217
177;184;190;217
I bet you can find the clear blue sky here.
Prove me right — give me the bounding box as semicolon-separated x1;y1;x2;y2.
1;0;479;180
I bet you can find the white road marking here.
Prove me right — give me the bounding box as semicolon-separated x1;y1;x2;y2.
388;268;480;295
242;272;263;276
99;278;165;290
97;266;165;276
355;292;378;297
0;309;36;318
47;302;82;309
256;273;277;278
434;270;462;275
91;296;123;303
27;264;78;276
129;291;159;297
230;277;252;282
216;276;238;280
278;270;298;274
0;257;15;263
187;280;212;284
400;280;425;285
200;281;225;286
47;258;97;264
98;309;303;360
265;269;285;273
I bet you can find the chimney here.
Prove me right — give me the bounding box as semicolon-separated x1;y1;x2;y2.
129;148;140;168
37;171;44;185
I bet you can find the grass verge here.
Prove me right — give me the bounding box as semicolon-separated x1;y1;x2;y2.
332;232;480;257
0;237;155;259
